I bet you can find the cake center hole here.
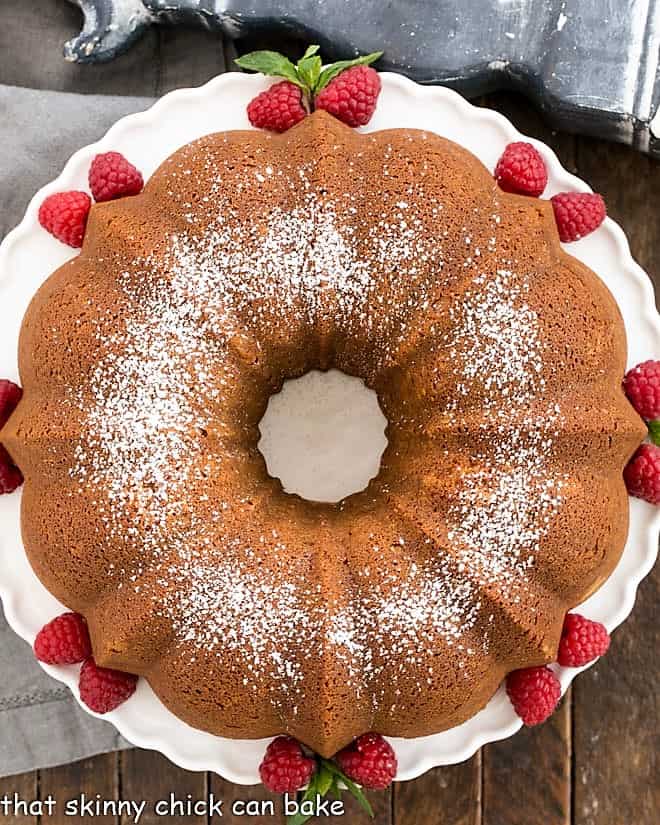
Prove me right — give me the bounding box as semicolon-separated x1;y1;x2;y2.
258;369;388;503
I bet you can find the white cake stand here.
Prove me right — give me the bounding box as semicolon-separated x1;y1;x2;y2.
0;73;658;783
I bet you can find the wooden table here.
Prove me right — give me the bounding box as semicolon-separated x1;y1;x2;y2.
1;4;658;823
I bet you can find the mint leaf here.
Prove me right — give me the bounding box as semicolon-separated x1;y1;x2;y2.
298;54;322;93
316;51;383;92
316;763;334;796
320;759;375;818
235;46;384;98
234;51;303;87
336;775;375;818
648;419;660;446
300;44;320;60
285;780;318;825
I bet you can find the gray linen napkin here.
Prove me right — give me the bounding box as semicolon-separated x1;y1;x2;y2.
0;84;155;777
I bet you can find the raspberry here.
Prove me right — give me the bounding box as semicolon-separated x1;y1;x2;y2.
0;445;22;494
89;152;144;203
247;81;307;133
506;666;561;726
623;360;660;420
624;443;660;505
494;142;547;197
259;736;316;793
335;732;397;790
315;65;381;127
78;657;138;713
0;379;22;429
38;191;91;248
34;612;92;665
557;613;610;668
551;192;606;242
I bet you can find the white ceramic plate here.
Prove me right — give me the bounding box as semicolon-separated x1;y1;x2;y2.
0;73;659;784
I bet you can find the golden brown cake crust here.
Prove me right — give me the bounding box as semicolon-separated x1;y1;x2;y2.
2;111;645;756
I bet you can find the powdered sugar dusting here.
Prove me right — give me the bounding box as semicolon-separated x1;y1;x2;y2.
61;132;569;719
444;268;566;600
155;550;481;710
448;269;544;399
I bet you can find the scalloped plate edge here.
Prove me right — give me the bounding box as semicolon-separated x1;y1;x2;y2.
0;72;658;784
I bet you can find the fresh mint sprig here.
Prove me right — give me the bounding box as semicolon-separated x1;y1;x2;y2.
284;756;376;825
235;45;382;105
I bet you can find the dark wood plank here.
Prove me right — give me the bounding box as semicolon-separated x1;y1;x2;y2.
0;771;38;825
573;570;659;825
119;750;207;825
483;697;571;825
209;775;285;824
394;754;481;825
38;753;118;825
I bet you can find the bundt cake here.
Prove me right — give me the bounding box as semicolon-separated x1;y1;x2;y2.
2;111;645;756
